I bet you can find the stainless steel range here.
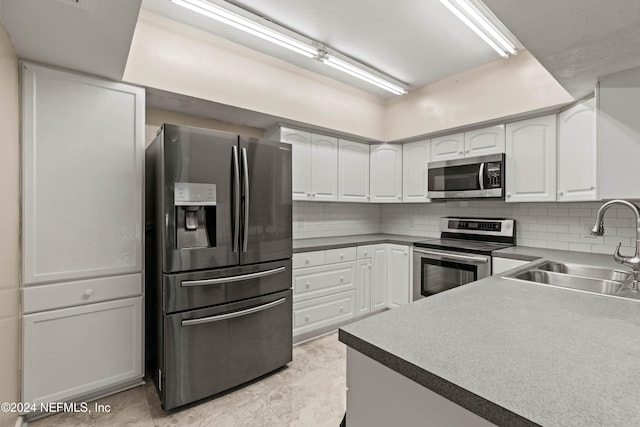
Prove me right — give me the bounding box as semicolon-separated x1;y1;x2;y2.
413;217;516;300
145;124;293;410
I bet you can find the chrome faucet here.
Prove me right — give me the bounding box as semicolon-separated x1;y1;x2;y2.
591;199;640;291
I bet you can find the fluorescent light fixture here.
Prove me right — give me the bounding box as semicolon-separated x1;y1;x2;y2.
321;55;407;95
439;0;518;58
171;0;409;95
171;0;318;58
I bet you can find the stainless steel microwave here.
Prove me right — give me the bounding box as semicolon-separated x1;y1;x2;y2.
427;153;505;200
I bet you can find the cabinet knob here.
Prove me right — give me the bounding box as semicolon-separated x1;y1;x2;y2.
397;196;402;200
312;193;317;197
340;254;344;259
305;315;310;322
305;258;310;264
404;251;407;256
83;289;93;297
305;282;310;289
591;186;596;190
368;264;372;269
466;149;470;153
506;193;512;197
363;251;368;256
339;306;344;312
559;191;564;196
340;276;344;282
306;192;311;196
458;150;463;154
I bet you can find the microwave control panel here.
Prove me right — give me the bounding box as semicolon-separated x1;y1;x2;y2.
486;162;502;188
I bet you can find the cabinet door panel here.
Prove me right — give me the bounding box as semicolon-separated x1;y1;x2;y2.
402;140;430;202
371;245;388;310
310;134;338;201
22;64;144;284
23;297;142;405
505;115;557;202
282;128;312;200
338;139;370;202
370;144;402;203
430;133;464;161
558;98;597;201
464;125;505;157
387;245;410;308
356;259;371;315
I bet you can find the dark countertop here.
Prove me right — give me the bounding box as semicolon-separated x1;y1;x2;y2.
340;253;640;426
293;233;428;253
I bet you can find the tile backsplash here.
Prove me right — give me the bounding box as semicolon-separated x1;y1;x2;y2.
295;200;640;255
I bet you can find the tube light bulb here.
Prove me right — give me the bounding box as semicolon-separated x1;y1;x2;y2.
321;56;407;95
452;0;516;54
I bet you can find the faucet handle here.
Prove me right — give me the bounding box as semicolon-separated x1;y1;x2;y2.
613;242;626;265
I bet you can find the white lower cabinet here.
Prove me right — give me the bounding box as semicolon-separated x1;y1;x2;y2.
23;297;143;405
292;243;411;340
387;245;411;308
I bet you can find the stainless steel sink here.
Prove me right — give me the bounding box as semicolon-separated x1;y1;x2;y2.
536;261;634;284
511;270;623;295
504;261;640;301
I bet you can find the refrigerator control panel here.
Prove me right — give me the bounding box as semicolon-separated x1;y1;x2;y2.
174;183;217;206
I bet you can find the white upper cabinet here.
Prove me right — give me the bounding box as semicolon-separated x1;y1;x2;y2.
281;128;312;200
370;144;403;203
402;140;430;203
430;133;464;162
505;115;557;202
557;98;597;201
310;134;339;201
464;124;505;157
280;128;337;201
338;139;370;202
22;63;144;285
598;68;640;199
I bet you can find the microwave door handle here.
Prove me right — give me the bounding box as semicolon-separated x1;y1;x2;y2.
478;162;485;190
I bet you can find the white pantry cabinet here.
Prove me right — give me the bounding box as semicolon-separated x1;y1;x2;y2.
277;128;338;201
557;98;597;201
598;68;640;199
505;115;557;202
338;139;370;202
21;63;145;405
464;124;505;157
402;140;430;203
430;133;465;161
387;244;411;309
370;143;403;202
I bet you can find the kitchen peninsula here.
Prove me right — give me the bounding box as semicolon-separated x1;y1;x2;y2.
339;254;640;426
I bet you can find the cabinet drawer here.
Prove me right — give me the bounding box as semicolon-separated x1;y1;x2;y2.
23;273;142;314
357;245;373;259
325;247;357;264
293;262;356;302
293;251;325;269
293;291;356;336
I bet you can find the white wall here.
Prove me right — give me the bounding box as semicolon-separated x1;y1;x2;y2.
0;19;20;427
125;10;386;141
384;51;574;141
293;202;380;240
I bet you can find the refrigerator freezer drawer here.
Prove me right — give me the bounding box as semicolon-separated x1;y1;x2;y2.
163;259;292;313
162;289;292;410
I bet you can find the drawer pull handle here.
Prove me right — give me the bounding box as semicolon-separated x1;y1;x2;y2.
182;298;286;326
83;289;93;297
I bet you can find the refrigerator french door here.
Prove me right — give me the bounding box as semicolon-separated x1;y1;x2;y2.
145;124;293;410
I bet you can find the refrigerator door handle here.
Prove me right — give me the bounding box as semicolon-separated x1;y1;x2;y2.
232;146;240;253
241;147;250;252
180;266;286;287
181;297;286;326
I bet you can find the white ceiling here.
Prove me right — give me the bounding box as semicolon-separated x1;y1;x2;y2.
0;0;141;80
140;0;503;97
484;0;640;98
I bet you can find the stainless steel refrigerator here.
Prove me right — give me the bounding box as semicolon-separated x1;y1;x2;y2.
145;124;292;410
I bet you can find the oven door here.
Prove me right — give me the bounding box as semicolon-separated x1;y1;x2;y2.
412;248;490;300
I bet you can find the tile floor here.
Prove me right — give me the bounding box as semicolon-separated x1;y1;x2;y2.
29;333;346;427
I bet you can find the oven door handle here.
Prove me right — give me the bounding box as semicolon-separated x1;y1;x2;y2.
478;162;485;190
414;248;489;263
180;266;286;287
181;297;287;326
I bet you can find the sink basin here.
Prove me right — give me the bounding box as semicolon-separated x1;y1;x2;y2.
511;270;623;295
536;261;633;284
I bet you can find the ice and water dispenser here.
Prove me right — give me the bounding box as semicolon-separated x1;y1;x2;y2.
174;182;217;249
